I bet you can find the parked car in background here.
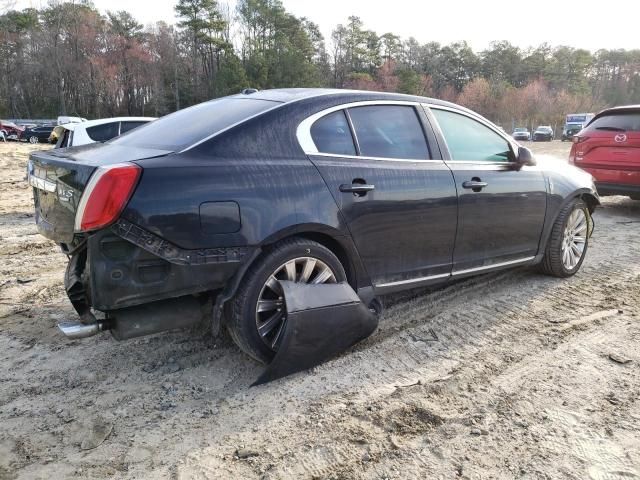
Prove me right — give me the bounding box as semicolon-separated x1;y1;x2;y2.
533;126;554;142
54;117;155;148
28;89;598;363
512;127;530;141
57;116;87;125
22;125;56;144
562;123;585;142
0;120;25;140
570;105;640;200
562;113;594;141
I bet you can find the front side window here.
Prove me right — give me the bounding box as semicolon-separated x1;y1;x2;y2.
310;110;356;156
432;109;513;162
86;122;120;142
348;105;429;160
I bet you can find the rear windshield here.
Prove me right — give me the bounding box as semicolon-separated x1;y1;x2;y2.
111;97;280;150
586;112;640;132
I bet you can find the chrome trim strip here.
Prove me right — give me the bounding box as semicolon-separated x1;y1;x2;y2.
308;152;444;163
375;272;451;288
444;160;513;166
28;174;56;193
297;100;423;155
452;256;536;276
375;256;537;289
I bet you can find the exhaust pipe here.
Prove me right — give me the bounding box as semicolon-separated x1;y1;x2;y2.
57;320;108;339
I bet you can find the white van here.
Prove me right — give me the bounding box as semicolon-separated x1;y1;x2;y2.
54;117;155;148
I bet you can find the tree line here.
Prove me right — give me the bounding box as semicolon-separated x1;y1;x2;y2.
1;0;639;129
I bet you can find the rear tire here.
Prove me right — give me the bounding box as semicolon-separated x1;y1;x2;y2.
540;199;590;278
29;136;38;144
226;237;347;363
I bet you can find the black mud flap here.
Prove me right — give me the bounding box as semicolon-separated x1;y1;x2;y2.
252;281;379;386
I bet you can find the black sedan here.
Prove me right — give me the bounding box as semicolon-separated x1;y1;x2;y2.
28;89;598;364
532;126;554;142
22;125;55;144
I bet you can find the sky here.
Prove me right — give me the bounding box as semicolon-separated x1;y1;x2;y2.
9;0;640;52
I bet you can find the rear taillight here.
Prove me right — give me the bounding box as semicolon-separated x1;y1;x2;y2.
75;163;141;232
573;136;588;144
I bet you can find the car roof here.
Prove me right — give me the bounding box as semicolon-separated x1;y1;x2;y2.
595;105;640;118
228;88;465;111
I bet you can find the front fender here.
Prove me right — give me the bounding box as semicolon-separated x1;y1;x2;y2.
537;158;599;255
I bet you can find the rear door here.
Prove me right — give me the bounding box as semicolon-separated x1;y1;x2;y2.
428;106;547;273
300;102;458;291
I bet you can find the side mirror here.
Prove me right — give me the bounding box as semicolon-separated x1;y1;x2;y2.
516;146;536;167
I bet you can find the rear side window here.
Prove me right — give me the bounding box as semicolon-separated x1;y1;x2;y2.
86;122;120;142
432;109;512;162
348;105;429;160
586;113;640;132
310;111;356;156
120;121;148;134
112;98;279;151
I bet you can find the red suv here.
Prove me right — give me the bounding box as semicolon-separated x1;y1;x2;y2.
569;105;640;200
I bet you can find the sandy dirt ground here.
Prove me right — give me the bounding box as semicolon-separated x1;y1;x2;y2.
1;141;639;480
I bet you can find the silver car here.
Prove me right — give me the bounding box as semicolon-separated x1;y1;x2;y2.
512;127;531;141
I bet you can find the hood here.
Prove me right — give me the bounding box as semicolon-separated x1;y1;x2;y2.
535;155;596;193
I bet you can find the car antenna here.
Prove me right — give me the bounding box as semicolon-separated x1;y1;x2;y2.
241;88;258;95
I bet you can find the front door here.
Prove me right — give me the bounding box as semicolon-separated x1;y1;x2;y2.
303;103;458;290
429;107;547;272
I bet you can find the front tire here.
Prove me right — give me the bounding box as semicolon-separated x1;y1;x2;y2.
29;136;39;144
540;199;590;277
226;237;347;363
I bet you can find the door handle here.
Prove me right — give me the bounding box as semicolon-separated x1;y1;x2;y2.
339;183;375;194
462;178;488;191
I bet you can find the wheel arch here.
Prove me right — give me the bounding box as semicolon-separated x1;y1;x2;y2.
212;224;372;333
258;223;366;289
579;191;600;213
538;189;598;258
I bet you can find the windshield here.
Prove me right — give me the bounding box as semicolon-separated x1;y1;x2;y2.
111;97;281;151
514;128;527;132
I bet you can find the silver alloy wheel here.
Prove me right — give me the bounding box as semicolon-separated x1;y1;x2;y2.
255;257;337;350
29;136;38;144
561;208;587;270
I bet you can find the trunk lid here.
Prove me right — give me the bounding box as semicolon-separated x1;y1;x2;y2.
29;143;172;244
575;131;640;170
573;109;640;171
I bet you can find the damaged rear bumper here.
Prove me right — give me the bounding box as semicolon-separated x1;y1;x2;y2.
61;221;255;339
